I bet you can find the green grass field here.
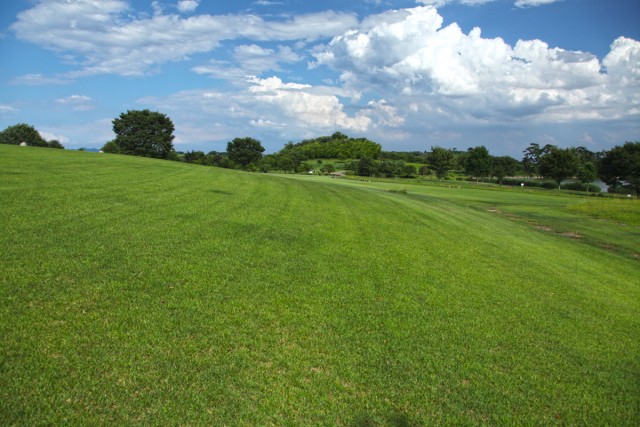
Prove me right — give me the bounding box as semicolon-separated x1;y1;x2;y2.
1;145;639;425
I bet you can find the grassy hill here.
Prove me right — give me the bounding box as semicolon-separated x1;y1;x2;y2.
1;144;638;425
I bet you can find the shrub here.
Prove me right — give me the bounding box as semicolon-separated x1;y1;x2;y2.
560;182;601;192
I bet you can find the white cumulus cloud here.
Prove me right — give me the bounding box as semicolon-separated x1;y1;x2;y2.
514;0;562;7
416;0;562;7
247;76;371;131
314;6;639;125
11;1;358;77
177;0;199;13
55;94;94;111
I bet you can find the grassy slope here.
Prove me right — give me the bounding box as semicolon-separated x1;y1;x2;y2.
1;145;638;425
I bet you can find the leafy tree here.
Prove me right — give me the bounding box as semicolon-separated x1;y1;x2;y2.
321;164;336;175
575;146;596;164
598;142;640;197
402;164;417;178
276;154;298;173
539;147;579;190
426;146;454;180
0;123;48;147
184;150;208;165
522;143;553;177
378;160;406;178
381;151;428;163
576;162;597;194
101;140;120;154
297;162;314;174
226;137;265;169
207;151;233;168
47;139;64;149
491;156;519;186
109;109;175;158
464;145;492;183
344;160;358;174
356;156;377;176
418;165;430;177
277;133;381;160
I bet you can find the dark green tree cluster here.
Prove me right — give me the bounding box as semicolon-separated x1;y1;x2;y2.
598;142;640;196
520;141;640;195
351;157;416;178
380;151;428;163
279;132;381;160
426;146;456;180
104;109;175;159
0;123;64;149
451;145;520;185
180;150;234;168
226;137;265;170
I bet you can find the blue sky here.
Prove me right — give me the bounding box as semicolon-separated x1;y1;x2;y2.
1;0;638;156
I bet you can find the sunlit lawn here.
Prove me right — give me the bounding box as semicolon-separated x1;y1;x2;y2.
1;145;638;425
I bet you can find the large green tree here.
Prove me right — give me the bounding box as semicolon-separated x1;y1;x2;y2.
539;147;579;190
599;142;640;197
108;109;175;159
226;137;265;169
522;143;553;177
0;123;48;147
491;156;519;186
426;146;454;180
356;156;377;176
464;145;492;183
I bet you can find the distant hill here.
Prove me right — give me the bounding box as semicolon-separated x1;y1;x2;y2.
278;131;381;159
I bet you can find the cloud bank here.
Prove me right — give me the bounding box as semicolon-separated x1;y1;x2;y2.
314;6;639;126
11;0;357;77
6;1;639;152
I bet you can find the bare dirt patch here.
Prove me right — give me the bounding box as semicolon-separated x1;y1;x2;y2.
560;231;582;239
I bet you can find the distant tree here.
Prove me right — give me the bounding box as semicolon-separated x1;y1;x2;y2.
321;164;336;175
101;140;120;154
491;156;519;186
356;156;377;177
276;133;381;160
296;162;314;174
576;162;597;194
226;137;265;170
276;154;298;173
110;109;175;158
184;150;208;165
575;146;596;164
344;160;358;174
419;165;430;177
598;142;640;197
378;160;405;178
464;145;492;183
47;139;64;149
402;164;417;178
207;151;233;168
539;147;579;190
0;123;48;147
426;146;454;180
522;143;554;177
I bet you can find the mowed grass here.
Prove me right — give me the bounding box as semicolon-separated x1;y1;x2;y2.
1;145;639;425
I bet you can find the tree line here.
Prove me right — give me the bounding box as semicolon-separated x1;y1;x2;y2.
2;109;638;196
0;123;64;149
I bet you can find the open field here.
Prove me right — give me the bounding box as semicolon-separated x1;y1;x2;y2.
1;145;639;425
